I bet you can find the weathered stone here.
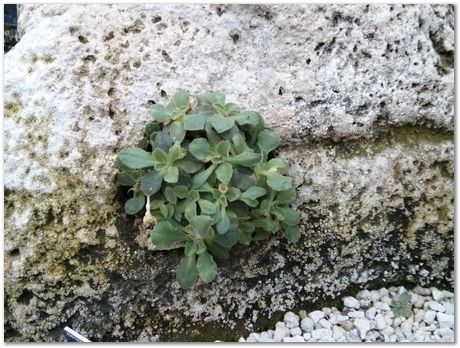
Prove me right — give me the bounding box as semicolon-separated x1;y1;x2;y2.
4;3;453;342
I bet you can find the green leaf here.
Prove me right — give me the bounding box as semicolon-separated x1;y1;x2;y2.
266;173;293;191
190;215;214;239
124;192;145;215
176;255;198;289
216;210;230;235
232;133;249;154
117;171;137;186
211;115;235;133
150;104;171;122
171;90;190;110
258;129;280;153
152;148;168;165
168;142;186;163
229;152;261;167
214;226;240;248
284;226;301;242
176;158;204;174
118;147;155;169
184;240;197;256
267;158;289;172
164;166;179;183
189;138;218;161
196;251;218;283
150;221;187;249
184;113;205;130
159;203;168;217
152;131;172;152
144;122;160;136
391;292;413;318
197;91;225;106
216;162;233;184
239;231;252;245
164;186;177;204
230;169;257;190
192;163;218;188
170;121;186;143
276;187;297;204
173;185;189;199
215;140;231;157
226;187;241;202
280;207;300;226
198;199;217;215
233;111;260;126
140;170;163;195
205;240;229;259
184;201;197;221
241;186;267;200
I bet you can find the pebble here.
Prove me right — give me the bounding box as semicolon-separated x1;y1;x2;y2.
354;318;371;339
284;311;300;328
343;296;360;309
300;317;314;332
308;310;325;323
436;312;454;328
311;328;332;341
423;310;436;324
240;285;454;343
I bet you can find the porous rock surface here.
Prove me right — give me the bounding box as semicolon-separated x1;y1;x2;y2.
4;4;453;342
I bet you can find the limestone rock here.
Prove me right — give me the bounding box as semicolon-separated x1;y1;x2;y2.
4;4;453;342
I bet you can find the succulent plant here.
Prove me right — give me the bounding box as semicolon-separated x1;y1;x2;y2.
116;90;301;288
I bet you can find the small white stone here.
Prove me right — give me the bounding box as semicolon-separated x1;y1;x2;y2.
381;296;392;305
431;288;445;301
322;307;331;316
258;332;273;342
346;329;362;342
442;290;454;299
413;295;426;308
375;314;387;330
357;290;372;300
308;310;325;323
298;310;307;319
330;313;349;324
437;327;454;341
365;307;377;320
393;317;402;327
284;311;300;328
348;310;365;319
246;333;259;342
365;330;379;342
318;318;332;329
332;325;346;340
343;296;360;309
379;288;389;298
428;301;445;312
423;310;436;324
412;286;431;296
442;301;454;315
359;299;371;307
283;335;305;343
273;327;290;342
414;330;429;342
238;337;245;342
311;328;332;342
354;318;371;340
275;321;286;329
400;317;413;333
303;332;311;341
374;302;391;311
370;290;381;302
436;312;454;328
290;327;302;337
267;330;275;338
381;326;395;336
300;317;315;332
414;310;425;323
340;320;354;331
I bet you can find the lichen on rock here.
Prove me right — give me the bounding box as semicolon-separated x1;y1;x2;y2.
4;4;453;342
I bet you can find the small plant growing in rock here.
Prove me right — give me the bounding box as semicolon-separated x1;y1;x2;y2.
391;291;412;318
116;90;300;288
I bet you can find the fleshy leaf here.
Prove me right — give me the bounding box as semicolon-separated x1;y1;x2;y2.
229;152;261;167
152;148;168;165
190;215;214;238
211;115;235;133
117;171;137;186
258;129;280;153
164;186;177;204
233;111;260;126
168;142;187;163
125;192;145;215
152;131;172;152
118;147;155;169
215;140;231;158
216;210;230;235
171;90;190;110
170;121;186;143
266;173;293;191
214;226;240;248
164;166;179;183
280;207;301;226
198;199;217;215
184;113;205;130
140;170;163;196
276;187;297;204
176;158;204;174
150;105;171;122
284;226;301;242
173;185;189;199
216;162;233;184
176;255;198;289
150;221;187;249
205;240;229;259
189;138;218;161
197;251;218;283
184;240;197;256
241;186;267;200
192;163;218;188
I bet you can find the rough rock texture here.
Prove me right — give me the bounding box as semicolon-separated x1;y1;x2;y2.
4;4;454;342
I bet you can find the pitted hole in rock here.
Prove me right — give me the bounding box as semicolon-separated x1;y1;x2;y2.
17;289;34;305
9;248;20;257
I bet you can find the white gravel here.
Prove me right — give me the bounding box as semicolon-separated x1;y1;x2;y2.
238;286;454;342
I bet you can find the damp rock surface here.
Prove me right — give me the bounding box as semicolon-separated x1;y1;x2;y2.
4;4;454;342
